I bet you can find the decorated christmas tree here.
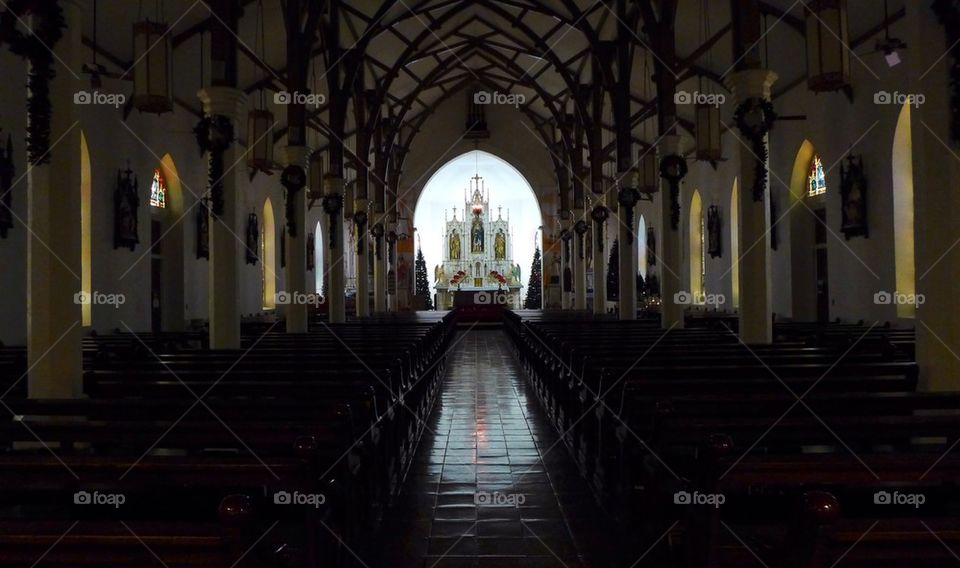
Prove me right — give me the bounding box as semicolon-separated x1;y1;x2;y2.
414;247;433;310
524;246;542;309
606;238;619;301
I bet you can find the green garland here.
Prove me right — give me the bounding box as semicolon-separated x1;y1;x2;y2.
0;1;66;165
733;98;777;202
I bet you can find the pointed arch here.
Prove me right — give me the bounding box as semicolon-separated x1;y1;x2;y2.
730;178;740;309
893;103;916;318
638;215;648;279
80;131;92;326
788;140;820;320
156;154;185;331
689;190;705;302
262;198;277;309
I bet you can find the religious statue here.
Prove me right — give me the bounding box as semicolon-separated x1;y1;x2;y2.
471;217;484;253
449;230;461;260
494;230;506;260
435;264;447;285
512;263;521;284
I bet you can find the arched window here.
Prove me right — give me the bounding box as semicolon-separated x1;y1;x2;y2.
689;190;705;302
262;198;277;309
893;103;916;318
80;131;92;326
637;215;648;279
149;168;167;208
730;179;740;309
314;222;324;295
808;155;827;197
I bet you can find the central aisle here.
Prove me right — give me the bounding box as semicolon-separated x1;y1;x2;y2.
379;329;608;568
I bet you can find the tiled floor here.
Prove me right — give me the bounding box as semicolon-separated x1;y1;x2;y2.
378;328;610;568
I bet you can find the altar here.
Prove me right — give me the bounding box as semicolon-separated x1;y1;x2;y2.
434;174;522;310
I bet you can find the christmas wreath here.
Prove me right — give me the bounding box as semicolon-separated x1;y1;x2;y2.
321;193;343;250
591;205;609;253
370;222;385;259
194;115;235;217
660;154;688;230
0;0;65;165
281;165;306;237
617;187;641;244
353;210;368;256
733;97;777;202
574;219;588;260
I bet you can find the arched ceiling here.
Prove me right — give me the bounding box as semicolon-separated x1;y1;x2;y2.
80;0;907;166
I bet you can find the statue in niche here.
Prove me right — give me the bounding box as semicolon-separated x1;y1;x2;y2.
114;168;140;251
494;230;506;260
471;217;484;253
245;212;259;265
449;230;461;260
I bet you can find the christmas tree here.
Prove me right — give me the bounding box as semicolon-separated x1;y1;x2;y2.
606;238;619;301
414;247;433;310
524;246;542;309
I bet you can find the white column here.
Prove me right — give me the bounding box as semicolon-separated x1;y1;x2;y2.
618;185;638;320
28;0;86;398
198;87;247;349
324;177;346;323
659;135;685;330
591;195;608;316
573;211;587;310
354;198;369;317
373;220;387;313
283;146;308;333
725;70;778;344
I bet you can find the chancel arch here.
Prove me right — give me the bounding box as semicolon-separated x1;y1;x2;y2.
730;179;740;310
314;221;324;296
638;215;648;280
788;140;823;321
150;154;185;332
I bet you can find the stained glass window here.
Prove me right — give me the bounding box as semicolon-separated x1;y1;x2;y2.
150;168;166;208
808;155;827;197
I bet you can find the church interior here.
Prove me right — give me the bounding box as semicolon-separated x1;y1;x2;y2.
0;0;959;566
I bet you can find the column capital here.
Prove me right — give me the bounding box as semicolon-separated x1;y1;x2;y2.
197;87;248;120
283;145;309;167
724;69;779;102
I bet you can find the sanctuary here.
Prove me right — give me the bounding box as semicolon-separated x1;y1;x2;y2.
434;175;522;309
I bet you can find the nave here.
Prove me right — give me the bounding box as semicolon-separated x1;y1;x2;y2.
378;329;612;568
